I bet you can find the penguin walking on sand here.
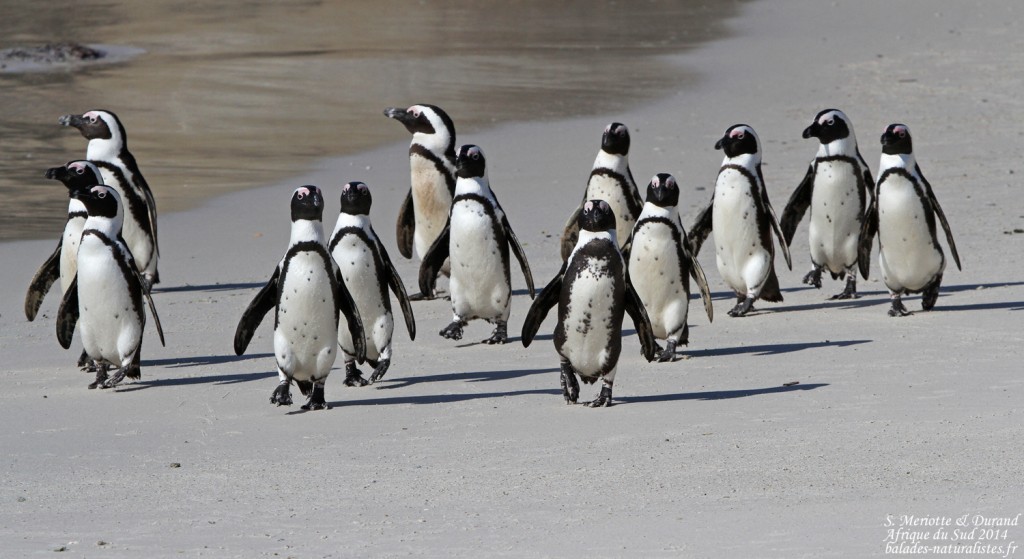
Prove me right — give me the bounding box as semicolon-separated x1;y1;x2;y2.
383;104;457;298
689;124;792;317
25;160;105;322
859;124;960;316
560;122;644;260
329;181;416;386
60;110;160;291
235;186;366;410
780;109;874;299
420;145;535;344
55;186;165;389
626;173;714;362
523;200;657;407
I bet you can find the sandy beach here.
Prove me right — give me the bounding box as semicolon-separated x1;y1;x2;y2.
2;0;1023;557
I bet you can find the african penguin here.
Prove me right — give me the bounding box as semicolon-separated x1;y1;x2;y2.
383;104;457;298
560;122;644;260
235;186;366;410
55;185;165;389
689;124;792;317
859;124;961;316
420;145;535;344
780;109;874;299
25;160;104;322
626;173;714;362
60;110;160;291
523;200;657;407
329;181;417;386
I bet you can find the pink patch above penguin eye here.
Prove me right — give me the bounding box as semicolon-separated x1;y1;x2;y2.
584;201;594;212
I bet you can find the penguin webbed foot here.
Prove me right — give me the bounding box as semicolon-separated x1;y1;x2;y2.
100;366;130;389
584;385;613;408
369;359;391;384
88;365;109;390
300;383;329;410
270;382;293;406
482;321;507;345
560;361;579;405
888;295;911;317
439;320;465;341
657;339;678;363
343;361;369;387
77;350;96;372
802;267;823;289
728;297;755;317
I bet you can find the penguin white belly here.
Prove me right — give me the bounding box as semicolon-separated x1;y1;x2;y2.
559;258;620;377
274;253;338;381
77;239;140;366
587;174;635;244
449;200;510;321
60;217;86;293
99;168;154;273
409;154;453;259
877;177;944;292
712;169;770;294
333;237;391;363
628;224;688;339
808;160;861;273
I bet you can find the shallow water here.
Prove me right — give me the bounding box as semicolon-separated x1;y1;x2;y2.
0;0;742;241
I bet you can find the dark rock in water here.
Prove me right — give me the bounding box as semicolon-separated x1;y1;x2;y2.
1;42;104;64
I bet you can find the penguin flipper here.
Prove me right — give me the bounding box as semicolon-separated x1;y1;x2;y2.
234;268;280;355
858;196;878;280
396;190;415;259
143;183;160;257
780;163;814;246
503;215;535;298
688;200;714;257
25;241;62;321
521;263;566;347
376;237;416;341
56;275;80;350
686;243;714;323
624;277;658;362
143;288;166;347
918;166;961;271
559;205;583;261
418;221;450;298
335;273;367;363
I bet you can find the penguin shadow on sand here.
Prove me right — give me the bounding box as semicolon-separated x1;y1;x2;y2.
150;282;265;294
372;366;559;391
617;382;828;405
115;353;276;391
927;281;1024;312
772;281;1024;314
686;339;870;359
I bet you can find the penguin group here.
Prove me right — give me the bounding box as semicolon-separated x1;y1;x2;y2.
23;104;961;409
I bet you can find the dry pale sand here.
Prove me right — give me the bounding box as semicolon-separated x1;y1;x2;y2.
2;0;1023;557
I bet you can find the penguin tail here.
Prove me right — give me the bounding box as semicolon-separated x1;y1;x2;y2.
295;380;314;396
759;268;784;303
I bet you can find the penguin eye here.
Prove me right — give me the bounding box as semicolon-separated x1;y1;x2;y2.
736;132;745;139
97;190;107;199
296;192;305;199
826;118;835;126
472;152;480;160
897;130;906;138
75;167;84;175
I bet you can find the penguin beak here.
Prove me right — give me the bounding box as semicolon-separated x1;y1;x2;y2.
59;114;86;130
803;122;820;139
714;135;729;151
383;107;414;125
45;166;69;181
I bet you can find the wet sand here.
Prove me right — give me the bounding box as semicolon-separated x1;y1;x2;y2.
0;0;738;241
1;0;1023;557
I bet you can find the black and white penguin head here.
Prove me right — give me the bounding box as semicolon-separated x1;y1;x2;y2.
880;123;913;155
59;110;126;145
290;185;325;222
715;124;760;159
339;181;372;216
456;145;487;179
72;185;122;221
601;123;631;156
384;104;456;153
579;199;616;233
803;109;853;145
45;160;103;195
645;173;679;208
